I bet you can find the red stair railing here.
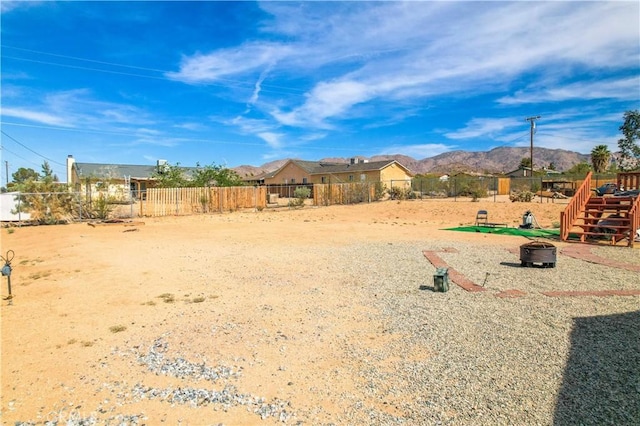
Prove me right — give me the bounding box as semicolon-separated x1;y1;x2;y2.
628;194;640;248
560;171;593;241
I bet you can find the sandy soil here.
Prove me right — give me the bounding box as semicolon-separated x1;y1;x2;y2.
0;197;634;424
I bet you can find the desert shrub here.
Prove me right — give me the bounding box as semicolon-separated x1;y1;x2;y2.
373;182;386;201
510;191;535;202
289;186;311;207
90;193;117;220
468;187;488;201
388;186;413;200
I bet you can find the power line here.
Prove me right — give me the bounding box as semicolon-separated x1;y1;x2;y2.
0;121;381;153
0;144;40;165
2;47;307;95
2;44;169;73
0;130;66;167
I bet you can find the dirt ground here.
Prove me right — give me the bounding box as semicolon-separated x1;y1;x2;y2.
0;197;633;424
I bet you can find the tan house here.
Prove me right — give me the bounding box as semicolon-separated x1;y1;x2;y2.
248;158;414;187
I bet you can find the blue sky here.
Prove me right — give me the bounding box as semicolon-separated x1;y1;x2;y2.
1;1;638;181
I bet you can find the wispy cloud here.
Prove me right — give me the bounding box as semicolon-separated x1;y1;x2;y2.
172;2;637;127
1;88;154;129
166;43;291;83
378;143;454;159
445;118;522;140
0;107;70;126
498;77;640;105
257;132;284;149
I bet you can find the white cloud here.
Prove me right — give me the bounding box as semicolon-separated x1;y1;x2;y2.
445;118;522;140
0;107;71;126
498;77;640;105
166;43;292;83
2;89;155;130
162;1;637;146
257;132;284;149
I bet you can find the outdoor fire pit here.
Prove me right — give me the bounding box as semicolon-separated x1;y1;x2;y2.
520;241;556;268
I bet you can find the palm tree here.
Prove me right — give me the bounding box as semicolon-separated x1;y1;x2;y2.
590;145;611;173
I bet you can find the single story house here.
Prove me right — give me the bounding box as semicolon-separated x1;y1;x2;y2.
246;158;414;187
504;166;534;178
504;166;562;178
66;155;182;199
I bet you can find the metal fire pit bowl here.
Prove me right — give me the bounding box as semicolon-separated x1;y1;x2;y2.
520;241;556;268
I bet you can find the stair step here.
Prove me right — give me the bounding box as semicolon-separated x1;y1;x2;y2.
577;225;630;230
576;231;629;236
577;217;629;222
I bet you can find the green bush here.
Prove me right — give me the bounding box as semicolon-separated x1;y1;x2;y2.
289;186;311;208
388;186;413;200
91;193;117;220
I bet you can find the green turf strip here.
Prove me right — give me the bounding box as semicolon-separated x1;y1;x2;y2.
443;226;561;238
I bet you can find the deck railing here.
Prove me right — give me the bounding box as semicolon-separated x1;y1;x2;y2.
628;194;640;248
617;171;640;191
560;171;593;241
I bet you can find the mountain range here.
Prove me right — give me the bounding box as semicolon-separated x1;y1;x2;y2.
233;147;594;177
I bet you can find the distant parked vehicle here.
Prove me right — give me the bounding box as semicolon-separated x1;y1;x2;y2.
592;183;618;196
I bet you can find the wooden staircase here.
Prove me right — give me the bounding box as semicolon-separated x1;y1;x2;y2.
561;172;640;247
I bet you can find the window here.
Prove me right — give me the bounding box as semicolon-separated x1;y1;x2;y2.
291;178;296;184
360;174;366;181
302;177;308;184
348;175;354;181
321;176;327;183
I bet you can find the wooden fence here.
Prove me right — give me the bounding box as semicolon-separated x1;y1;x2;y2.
140;186;267;216
313;182;381;206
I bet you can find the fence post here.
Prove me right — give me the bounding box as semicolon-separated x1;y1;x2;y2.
454;178;457;201
540;176;542;204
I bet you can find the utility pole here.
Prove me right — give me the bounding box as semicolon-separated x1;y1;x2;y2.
4;161;8;188
525;116;541;177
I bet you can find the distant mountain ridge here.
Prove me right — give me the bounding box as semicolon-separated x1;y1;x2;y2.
233;147;592;177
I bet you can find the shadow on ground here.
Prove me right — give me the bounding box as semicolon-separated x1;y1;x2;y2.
554;310;640;425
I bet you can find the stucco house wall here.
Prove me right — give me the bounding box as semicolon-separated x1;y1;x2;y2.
380;163;412;187
263;161;312;185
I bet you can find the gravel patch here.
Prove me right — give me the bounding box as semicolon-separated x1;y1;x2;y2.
591;245;640;266
323;241;639;425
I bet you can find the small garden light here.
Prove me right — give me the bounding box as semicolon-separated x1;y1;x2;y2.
433;267;450;292
1;250;14;305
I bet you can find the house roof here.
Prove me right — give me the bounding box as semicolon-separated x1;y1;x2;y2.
73;162;199;180
74;162;158;180
248;159;413;181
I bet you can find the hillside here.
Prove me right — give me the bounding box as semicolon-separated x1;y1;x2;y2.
233;147;592;176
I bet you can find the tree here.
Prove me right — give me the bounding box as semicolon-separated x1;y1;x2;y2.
192;163;244;187
519;157;532;169
150;162;189;188
618;110;640;171
565;162;592;176
12;167;39;184
590;145;611;173
13;161;73;224
40;161;59;182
